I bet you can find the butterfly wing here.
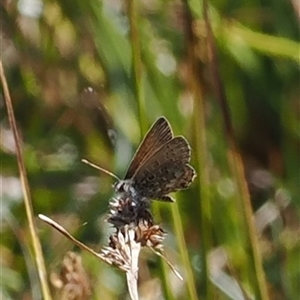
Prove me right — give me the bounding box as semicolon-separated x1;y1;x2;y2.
132;136;196;200
124;117;173;179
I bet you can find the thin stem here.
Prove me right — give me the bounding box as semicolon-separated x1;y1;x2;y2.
38;215;103;260
171;203;199;300
0;59;52;300
182;0;212;298
127;0;147;135
202;1;269;299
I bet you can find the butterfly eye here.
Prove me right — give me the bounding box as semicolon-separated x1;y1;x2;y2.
114;181;124;192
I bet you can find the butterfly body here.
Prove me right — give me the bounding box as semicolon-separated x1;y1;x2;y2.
114;179;145;203
114;117;196;204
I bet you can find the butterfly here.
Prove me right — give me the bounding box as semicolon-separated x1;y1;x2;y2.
114;117;196;203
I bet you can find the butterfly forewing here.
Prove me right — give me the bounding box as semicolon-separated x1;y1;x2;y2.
132;137;195;199
125;117;173;179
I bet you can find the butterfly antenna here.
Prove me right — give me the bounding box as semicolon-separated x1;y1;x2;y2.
81;159;120;181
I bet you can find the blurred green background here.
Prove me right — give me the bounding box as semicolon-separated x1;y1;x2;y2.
1;0;299;299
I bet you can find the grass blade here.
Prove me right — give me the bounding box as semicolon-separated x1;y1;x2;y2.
0;59;52;300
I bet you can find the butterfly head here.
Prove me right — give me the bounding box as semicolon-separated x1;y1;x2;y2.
114;180;128;193
114;179;135;195
114;179;145;203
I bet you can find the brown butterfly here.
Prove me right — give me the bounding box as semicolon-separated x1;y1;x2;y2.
114;117;196;203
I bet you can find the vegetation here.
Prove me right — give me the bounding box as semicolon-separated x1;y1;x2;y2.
1;0;299;299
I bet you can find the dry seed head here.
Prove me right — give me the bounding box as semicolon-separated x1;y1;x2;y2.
50;251;91;300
